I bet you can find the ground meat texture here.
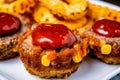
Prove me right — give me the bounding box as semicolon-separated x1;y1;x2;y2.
17;29;87;78
89;44;120;64
0;15;31;60
80;20;120;64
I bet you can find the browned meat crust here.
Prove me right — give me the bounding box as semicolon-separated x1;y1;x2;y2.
0;15;32;60
89;36;120;64
75;20;120;64
17;28;89;78
24;62;79;78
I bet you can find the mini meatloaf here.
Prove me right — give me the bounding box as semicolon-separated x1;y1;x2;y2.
17;24;89;78
0;13;31;60
76;19;120;64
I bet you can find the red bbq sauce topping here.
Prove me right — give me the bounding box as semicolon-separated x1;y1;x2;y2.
92;19;120;37
32;24;77;49
0;13;21;36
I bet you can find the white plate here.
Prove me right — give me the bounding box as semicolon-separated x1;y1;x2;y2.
0;1;120;80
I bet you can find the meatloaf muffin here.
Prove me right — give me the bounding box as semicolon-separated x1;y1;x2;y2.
17;24;89;78
0;12;31;60
76;19;120;64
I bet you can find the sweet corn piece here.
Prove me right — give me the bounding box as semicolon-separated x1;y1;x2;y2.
73;43;80;49
41;55;50;66
72;52;82;63
12;47;18;52
101;44;112;55
89;40;94;45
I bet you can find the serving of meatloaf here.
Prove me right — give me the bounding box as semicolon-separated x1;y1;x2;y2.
75;19;120;64
17;24;89;78
0;14;32;60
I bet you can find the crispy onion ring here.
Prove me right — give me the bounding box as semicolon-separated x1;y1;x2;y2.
33;3;87;30
0;0;37;15
39;0;87;20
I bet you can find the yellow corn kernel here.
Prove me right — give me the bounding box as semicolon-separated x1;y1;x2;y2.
72;52;82;63
41;55;50;66
100;40;106;47
12;47;18;52
89;41;94;45
101;44;112;55
73;43;80;49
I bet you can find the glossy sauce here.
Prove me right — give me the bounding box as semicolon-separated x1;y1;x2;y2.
92;19;120;37
0;13;21;36
32;24;77;49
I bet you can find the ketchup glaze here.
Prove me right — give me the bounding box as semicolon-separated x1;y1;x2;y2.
92;19;120;37
0;13;21;36
32;24;77;49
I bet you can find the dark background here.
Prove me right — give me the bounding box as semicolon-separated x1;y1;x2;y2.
102;0;120;6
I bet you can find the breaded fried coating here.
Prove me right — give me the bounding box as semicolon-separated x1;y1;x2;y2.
87;2;120;22
33;3;87;30
39;0;87;20
0;0;37;15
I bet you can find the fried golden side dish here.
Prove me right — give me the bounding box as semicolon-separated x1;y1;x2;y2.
33;3;87;30
39;0;87;20
0;0;37;15
87;2;120;22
